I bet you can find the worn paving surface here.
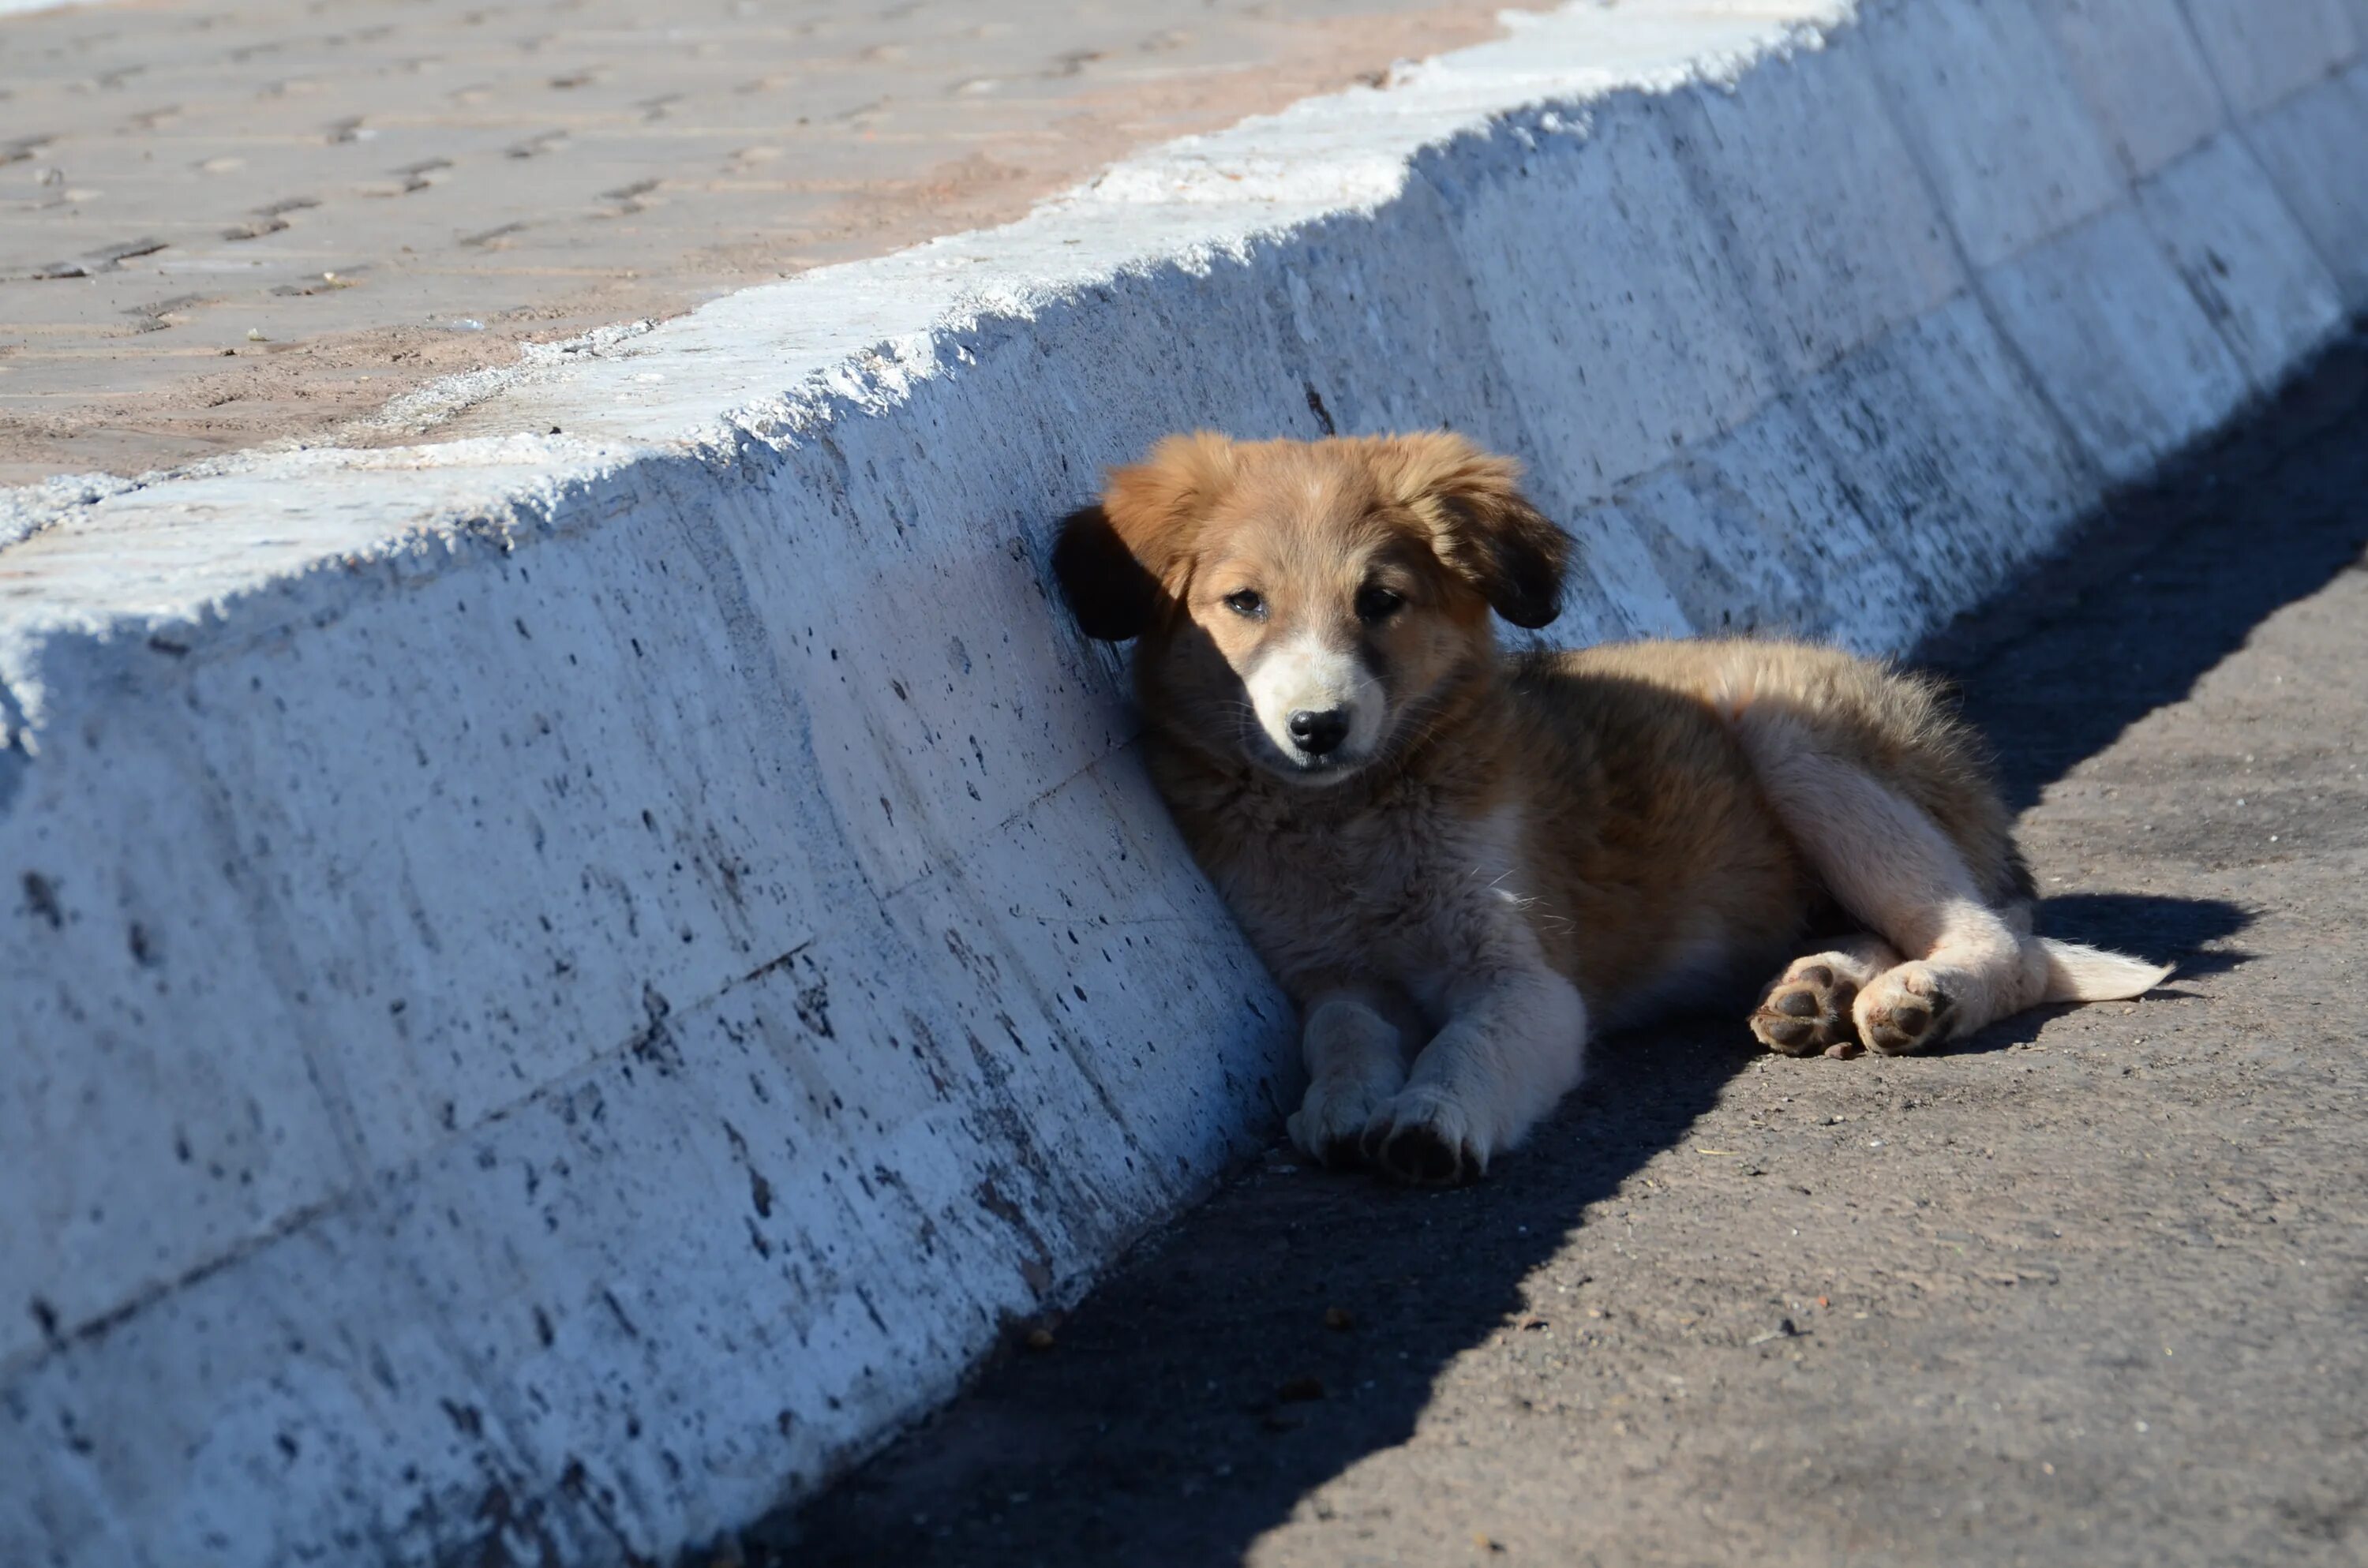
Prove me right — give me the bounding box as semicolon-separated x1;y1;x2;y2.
0;0;1532;485
761;332;2368;1566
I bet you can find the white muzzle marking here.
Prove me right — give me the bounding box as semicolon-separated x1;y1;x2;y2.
1244;632;1384;772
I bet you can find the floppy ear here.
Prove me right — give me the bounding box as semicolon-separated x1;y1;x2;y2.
1381;434;1569;629
1052;504;1160;642
1051;432;1240;642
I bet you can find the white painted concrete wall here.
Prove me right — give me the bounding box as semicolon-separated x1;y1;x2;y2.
3;2;2362;1562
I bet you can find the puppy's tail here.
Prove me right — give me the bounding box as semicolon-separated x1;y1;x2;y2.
2038;939;2173;1003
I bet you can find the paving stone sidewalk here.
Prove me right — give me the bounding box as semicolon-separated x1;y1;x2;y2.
0;0;1523;483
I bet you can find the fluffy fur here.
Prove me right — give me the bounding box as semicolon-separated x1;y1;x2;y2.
1053;432;2170;1184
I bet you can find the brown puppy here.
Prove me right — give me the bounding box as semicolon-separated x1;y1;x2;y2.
1053;432;2168;1184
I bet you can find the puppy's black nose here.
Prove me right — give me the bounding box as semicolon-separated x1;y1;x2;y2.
1287;708;1350;756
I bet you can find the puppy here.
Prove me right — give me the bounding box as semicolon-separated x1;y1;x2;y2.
1052;432;2168;1184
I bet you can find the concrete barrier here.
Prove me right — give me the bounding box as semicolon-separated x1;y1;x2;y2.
3;2;2362;1562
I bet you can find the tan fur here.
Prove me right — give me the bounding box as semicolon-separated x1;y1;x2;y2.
1052;433;2168;1184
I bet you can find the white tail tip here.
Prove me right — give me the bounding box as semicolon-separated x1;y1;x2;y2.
2040;938;2174;1004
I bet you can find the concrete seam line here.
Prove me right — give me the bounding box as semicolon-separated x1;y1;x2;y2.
2168;0;2364;304
1856;0;2109;499
4;2;2365;1565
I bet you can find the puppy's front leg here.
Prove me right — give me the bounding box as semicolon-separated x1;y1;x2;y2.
1362;965;1587;1185
1286;983;1419;1169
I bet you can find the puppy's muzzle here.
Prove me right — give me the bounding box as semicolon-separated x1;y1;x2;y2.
1246;633;1383;774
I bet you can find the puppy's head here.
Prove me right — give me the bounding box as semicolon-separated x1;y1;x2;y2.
1053;432;1568;784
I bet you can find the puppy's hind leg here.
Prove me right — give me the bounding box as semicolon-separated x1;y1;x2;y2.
1736;714;2034;1053
1750;934;1903;1058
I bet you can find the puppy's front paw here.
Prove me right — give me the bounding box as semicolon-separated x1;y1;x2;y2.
1287;1076;1396;1169
1359;1086;1489;1187
1854;962;1957;1055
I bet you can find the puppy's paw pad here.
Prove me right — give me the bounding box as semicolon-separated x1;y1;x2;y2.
1750;959;1860;1057
1855;966;1956;1056
1359;1089;1488;1187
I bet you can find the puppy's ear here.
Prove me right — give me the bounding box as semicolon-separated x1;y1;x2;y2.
1381;433;1569;629
1051;433;1240;641
1052;505;1159;642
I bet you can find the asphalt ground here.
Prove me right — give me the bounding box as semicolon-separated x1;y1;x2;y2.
752;327;2368;1568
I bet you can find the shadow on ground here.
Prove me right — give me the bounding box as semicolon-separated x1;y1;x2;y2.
741;331;2368;1567
2033;891;2254;982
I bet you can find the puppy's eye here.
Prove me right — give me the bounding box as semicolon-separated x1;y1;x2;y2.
1223;589;1265;618
1355;586;1406;623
